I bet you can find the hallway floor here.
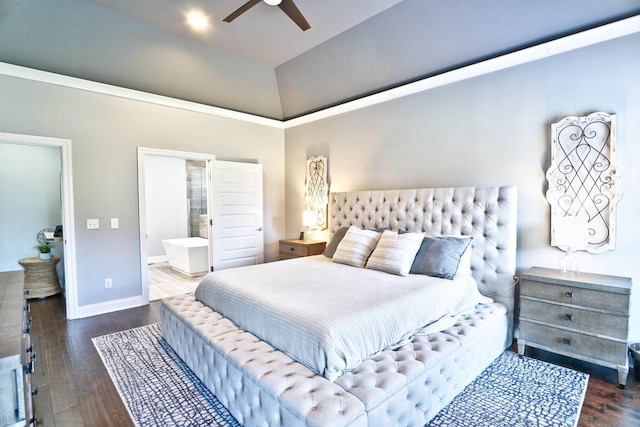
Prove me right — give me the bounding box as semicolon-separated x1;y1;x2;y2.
147;261;202;301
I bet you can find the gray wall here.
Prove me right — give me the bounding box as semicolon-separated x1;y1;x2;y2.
0;74;285;308
284;33;640;342
0;143;62;271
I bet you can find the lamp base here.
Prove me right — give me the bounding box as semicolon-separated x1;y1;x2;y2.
559;250;579;274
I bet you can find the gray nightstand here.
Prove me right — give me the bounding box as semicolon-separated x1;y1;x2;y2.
517;266;632;388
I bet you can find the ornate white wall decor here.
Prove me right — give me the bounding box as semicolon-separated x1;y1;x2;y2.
305;156;329;230
546;112;622;253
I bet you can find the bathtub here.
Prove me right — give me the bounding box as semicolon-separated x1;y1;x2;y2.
161;237;209;277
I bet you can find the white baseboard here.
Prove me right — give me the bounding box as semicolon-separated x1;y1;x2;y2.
75;295;144;319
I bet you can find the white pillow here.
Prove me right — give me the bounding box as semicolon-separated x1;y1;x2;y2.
366;230;425;276
332;226;382;268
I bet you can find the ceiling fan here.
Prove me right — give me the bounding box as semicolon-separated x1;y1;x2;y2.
223;0;310;31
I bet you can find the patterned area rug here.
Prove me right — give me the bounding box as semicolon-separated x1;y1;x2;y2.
94;324;589;427
427;351;589;427
93;323;240;427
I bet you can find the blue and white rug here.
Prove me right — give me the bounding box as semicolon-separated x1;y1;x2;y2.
93;323;240;427
427;351;589;427
94;324;589;427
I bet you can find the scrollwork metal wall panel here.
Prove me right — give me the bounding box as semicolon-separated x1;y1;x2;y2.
546;112;622;253
305;156;329;230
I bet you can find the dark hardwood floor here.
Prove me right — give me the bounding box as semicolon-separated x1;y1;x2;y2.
28;293;639;426
29;294;160;426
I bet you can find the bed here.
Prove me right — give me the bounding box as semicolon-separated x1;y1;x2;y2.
160;186;517;426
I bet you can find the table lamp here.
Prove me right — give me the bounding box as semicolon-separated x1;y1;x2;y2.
302;210;316;240
554;215;588;274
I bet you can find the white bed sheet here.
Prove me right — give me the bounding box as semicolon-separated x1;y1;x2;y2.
195;255;489;381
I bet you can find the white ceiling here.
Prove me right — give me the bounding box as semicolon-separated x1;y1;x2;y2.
83;0;406;67
1;0;639;119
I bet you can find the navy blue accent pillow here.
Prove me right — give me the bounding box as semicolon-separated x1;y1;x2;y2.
410;236;472;279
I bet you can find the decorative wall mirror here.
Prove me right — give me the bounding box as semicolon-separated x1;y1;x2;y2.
305;156;329;230
546;112;622;253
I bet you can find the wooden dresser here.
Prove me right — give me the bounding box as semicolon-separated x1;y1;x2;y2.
0;271;36;426
278;239;326;260
517;266;632;387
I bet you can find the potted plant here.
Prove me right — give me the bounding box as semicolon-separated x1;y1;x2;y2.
35;242;53;260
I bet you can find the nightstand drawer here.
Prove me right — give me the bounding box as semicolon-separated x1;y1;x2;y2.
520;298;628;339
278;239;326;260
519;321;627;366
280;243;309;257
520;280;628;313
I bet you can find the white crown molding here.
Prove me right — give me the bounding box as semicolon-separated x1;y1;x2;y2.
1;14;638;129
0;61;284;129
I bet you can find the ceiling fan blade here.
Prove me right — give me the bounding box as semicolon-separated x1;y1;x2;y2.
223;0;262;23
278;0;310;31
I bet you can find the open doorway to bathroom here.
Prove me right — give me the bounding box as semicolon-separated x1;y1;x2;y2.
138;149;265;303
138;148;215;302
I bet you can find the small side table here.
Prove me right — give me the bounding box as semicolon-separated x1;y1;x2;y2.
279;239;326;260
18;257;62;299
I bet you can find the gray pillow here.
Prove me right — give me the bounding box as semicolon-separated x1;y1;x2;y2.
323;226;389;258
410;236;472;279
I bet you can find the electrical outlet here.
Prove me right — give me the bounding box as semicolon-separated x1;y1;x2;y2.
87;219;99;229
105;278;112;288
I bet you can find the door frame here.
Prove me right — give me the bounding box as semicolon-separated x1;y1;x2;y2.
0;132;78;319
137;147;215;304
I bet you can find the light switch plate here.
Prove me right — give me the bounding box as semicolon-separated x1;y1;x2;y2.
87;219;99;229
110;218;119;229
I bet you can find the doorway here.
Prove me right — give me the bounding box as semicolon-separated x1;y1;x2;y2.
0;132;77;318
137;148;215;303
137;149;265;303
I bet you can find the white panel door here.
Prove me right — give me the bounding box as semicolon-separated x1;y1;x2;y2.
211;160;264;270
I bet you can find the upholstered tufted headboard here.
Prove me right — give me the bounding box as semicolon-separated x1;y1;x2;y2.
328;186;518;314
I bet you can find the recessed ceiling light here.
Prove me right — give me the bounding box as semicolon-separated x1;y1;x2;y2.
186;11;210;31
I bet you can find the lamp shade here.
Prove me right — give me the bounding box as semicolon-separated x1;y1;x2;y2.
302;210;316;227
554;216;588;248
264;0;282;5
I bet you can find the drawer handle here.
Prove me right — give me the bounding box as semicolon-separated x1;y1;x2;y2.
564;314;574;321
290;247;294;251
562;338;572;346
565;292;574;299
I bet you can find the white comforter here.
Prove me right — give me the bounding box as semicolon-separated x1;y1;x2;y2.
194;255;489;381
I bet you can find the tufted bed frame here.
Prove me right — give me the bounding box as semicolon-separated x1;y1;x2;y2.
160;186;518;426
